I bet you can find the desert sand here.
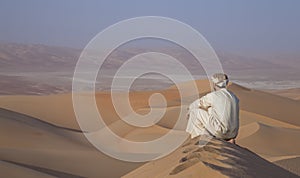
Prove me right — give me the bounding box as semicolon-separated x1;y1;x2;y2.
0;79;300;177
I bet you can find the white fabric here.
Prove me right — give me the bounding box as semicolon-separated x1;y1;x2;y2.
211;77;220;84
212;76;228;88
215;79;228;88
211;73;228;88
186;88;239;139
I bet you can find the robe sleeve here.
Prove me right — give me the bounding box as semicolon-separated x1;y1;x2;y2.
188;99;201;110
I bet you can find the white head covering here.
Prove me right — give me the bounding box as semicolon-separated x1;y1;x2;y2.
211;73;229;88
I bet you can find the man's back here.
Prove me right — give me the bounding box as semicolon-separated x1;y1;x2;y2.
186;73;239;142
205;88;239;139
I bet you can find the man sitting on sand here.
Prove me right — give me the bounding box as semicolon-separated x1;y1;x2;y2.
186;73;239;144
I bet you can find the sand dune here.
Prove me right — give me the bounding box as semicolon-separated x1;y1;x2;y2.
0;160;55;178
1;79;300;177
0;108;142;177
264;88;300;101
229;84;300;127
0;94;80;130
239;110;300;129
238;122;300;157
275;157;300;176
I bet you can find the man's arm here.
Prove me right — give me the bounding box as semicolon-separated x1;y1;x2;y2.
187;94;212;111
199;94;212;111
186;94;212;119
188;99;201;110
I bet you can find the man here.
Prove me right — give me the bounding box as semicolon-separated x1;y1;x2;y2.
186;73;239;144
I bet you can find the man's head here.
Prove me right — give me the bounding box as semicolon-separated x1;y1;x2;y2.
211;73;229;91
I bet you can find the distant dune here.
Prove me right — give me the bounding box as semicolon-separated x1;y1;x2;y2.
263;88;300;101
1;79;300;177
0;43;300;95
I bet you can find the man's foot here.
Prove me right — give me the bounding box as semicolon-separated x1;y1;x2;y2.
227;139;236;144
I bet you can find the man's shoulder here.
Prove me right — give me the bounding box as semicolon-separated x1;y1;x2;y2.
214;88;237;97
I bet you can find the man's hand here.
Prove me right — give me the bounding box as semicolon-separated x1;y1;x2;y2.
199;105;210;111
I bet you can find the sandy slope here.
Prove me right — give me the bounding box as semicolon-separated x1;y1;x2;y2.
1;79;300;177
123;137;298;178
0;160;55;178
0;108;142;177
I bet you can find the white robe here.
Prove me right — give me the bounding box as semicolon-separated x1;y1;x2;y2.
186;88;239;139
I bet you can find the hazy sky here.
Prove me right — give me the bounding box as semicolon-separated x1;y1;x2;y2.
1;0;299;56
